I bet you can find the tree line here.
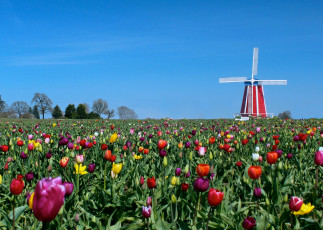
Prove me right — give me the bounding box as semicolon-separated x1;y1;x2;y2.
0;93;138;119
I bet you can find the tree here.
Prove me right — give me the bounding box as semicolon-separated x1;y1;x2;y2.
65;104;76;119
104;109;115;119
32;105;40;119
278;110;292;119
31;93;53;119
117;106;138;119
76;104;88;119
92;99;108;116
88;111;101;119
11;101;30;118
52;105;63;118
0;95;6;113
82;103;90;113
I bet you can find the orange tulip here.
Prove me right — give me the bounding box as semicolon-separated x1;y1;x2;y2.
248;166;262;179
267;151;278;164
196;164;210;177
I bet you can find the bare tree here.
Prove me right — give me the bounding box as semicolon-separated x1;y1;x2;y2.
31;93;53;119
104;109;115;119
278;110;292;119
11;101;30;118
92;99;108;116
117;106;138;119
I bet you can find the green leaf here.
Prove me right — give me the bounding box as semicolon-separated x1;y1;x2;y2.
8;205;28;221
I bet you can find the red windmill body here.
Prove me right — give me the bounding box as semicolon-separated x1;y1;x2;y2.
219;48;287;118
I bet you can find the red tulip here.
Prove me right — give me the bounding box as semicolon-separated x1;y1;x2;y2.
143;149;149;155
248;166;262;180
147;176;156;189
207;188;224;206
181;183;189;192
236;161;242;167
289;196;303;211
104;150;116;162
10;175;24;195
157;140;167;150
17;140;24;146
209;137;215;145
242;139;249;145
2;145;9;152
196;164;210;177
101;144;108;150
266;151;278;164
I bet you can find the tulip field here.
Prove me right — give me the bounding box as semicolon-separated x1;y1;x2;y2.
0;118;322;230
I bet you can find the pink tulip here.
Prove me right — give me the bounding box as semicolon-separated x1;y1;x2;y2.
314;151;323;166
33;177;66;222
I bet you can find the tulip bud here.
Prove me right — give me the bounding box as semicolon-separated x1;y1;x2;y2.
171;194;177;203
58;205;64;215
253;187;262;197
163;156;167;167
189;151;193;161
278;161;283;170
146;196;152;206
74;213;80;223
183;165;189;174
209;151;213;160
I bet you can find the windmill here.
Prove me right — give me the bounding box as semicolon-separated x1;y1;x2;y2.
219;48;287;118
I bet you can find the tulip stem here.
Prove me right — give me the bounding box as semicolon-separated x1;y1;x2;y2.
13;196;15;230
206;207;212;230
146;218;150;230
104;162;107;190
314;167;318;202
193;192;200;226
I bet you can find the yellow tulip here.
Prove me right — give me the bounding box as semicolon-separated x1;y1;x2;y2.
171;176;177;186
134;154;142;160
109;133;118;143
28;192;35;209
0;175;2;184
52;123;57;127
112;162;123;175
74;164;88;175
293;203;314;215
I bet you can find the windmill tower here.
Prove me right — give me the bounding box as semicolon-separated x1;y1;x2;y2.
219;48;287;118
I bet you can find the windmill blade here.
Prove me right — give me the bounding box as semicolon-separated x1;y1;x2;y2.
258;80;287;85
219;77;248;83
252;47;259;76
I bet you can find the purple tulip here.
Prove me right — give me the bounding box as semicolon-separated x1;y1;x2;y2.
210;173;215;181
20;152;28;159
159;149;167;157
193;177;209;192
63;182;74;196
175;168;181;176
139;137;145;142
46;152;52;159
275;150;282;158
148;134;153;139
126;141;132;148
253;187;262;197
242;216;256;229
293;136;299;142
287;153;293;159
33;177;66;222
67;143;74;149
58;138;69;146
142;206;151;218
25;172;34;181
185;142;191;148
314;151;323;166
185;170;190;178
191;130;196;136
88;164;96;173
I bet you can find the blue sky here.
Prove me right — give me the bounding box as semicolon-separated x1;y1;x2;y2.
0;0;322;119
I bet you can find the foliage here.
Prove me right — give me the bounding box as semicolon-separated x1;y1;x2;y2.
32;105;40;119
76;104;88;119
65;104;76;119
278;110;292;120
52;105;63;119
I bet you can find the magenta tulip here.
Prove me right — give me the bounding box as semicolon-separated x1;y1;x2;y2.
33;177;66;222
